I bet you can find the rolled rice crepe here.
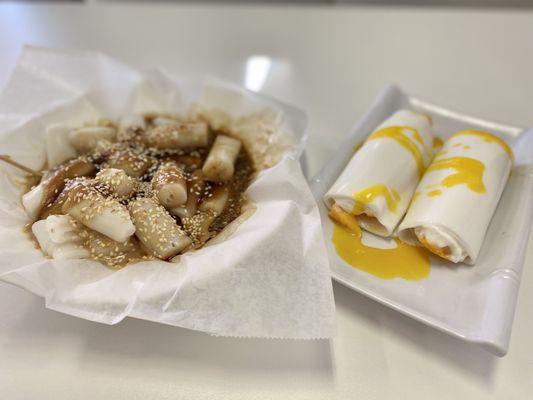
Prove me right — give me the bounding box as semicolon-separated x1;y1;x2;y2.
324;110;434;237
398;130;513;264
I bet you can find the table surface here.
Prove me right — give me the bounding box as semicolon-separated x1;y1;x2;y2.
1;2;532;399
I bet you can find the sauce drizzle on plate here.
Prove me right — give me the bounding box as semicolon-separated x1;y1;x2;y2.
332;223;430;281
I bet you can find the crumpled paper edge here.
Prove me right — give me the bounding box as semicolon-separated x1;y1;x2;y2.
0;46;336;339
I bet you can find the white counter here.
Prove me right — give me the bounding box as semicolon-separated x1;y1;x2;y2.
0;3;532;399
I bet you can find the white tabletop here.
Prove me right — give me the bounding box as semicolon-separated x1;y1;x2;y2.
1;2;532;399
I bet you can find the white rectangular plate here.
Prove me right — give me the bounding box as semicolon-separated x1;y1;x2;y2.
310;85;533;356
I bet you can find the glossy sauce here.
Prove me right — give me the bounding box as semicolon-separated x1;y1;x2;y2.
367;126;426;176
427;189;442;197
453;130;513;160
352;185;400;214
433;137;444;151
332;223;430;281
426;157;486;193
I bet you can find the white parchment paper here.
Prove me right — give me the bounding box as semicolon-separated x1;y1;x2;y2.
0;46;335;339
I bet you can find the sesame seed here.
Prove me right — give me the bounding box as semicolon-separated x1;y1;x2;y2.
32;116;253;267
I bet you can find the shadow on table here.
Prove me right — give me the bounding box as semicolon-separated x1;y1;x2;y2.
7;291;334;377
333;281;497;388
5;281;499;387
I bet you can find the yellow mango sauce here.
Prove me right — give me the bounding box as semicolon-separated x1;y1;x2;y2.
352;185;400;214
426;157;486;193
433;136;444;151
452;130;513;160
367;126;426;176
332;223;430;281
427;189;442;197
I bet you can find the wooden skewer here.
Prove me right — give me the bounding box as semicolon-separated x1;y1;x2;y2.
0;155;42;177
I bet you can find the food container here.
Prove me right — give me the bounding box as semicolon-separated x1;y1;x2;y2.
0;47;336;339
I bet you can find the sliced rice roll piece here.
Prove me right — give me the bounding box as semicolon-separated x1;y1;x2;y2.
62;183;136;243
129;197;192;259
202;134;242;182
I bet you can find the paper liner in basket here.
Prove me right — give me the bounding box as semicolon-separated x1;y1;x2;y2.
0;46;335;339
